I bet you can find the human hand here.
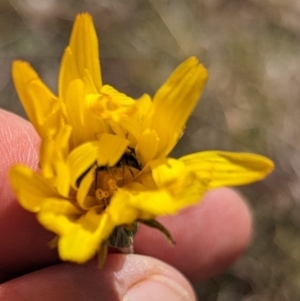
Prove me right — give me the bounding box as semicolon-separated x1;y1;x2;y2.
0;109;252;301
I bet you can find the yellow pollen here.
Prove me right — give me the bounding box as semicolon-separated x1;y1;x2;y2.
93;162;140;207
94;175;119;204
108;178;118;191
95;189;110;201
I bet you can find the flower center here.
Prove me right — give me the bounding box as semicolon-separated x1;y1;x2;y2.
94;149;141;206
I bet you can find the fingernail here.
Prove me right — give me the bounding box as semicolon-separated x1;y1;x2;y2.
123;275;193;301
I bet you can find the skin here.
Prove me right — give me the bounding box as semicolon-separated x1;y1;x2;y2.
0;109;252;301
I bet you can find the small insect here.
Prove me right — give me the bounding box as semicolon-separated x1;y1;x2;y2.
96;147;142;185
76;147;142;188
116;147;142;176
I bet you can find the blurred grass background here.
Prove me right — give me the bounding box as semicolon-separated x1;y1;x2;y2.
0;0;299;300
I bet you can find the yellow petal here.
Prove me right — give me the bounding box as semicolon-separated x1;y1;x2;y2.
54;160;70;197
12;61;59;137
109;120;128;140
115;93;152;146
133;93;152;119
127;187;177;217
58;212;111;263
39;105;63;139
180;151;274;188
107;187;157;223
46;207;109;263
148;158;208;211
66;83;121;145
77;166;98;209
64;79;85;145
145;57;208;158
136;129;159;166
96;133;129;167
54;124;72;158
59;46;98;98
64;79;108;147
37;199;82;236
150;158;185;188
39;137;56;178
108;178;205;222
109;119;139;149
38;200;109;263
82;110;109;146
9;165;58;212
67;13;102;92
86;85;136;121
101;85;136;107
68;141;99;189
40;124;72;196
111;158;209;220
67;134;128;189
167;172;209;210
58;47;80;99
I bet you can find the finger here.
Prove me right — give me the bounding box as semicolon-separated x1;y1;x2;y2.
135;187;252;281
0;109;252;282
0;109;58;280
0;254;196;301
0;109;39;200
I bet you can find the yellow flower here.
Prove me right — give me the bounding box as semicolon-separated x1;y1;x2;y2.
9;13;274;264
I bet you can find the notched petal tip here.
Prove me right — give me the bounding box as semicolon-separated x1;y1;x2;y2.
76;12;93;21
12;60;30;70
258;156;275;176
229;152;275;178
12;60;38;84
69;11;102;91
178;56;209;83
148;56;209;158
12;60;31;67
181;151;275;189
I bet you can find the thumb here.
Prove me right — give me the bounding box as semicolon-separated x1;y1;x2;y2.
0;254;196;301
